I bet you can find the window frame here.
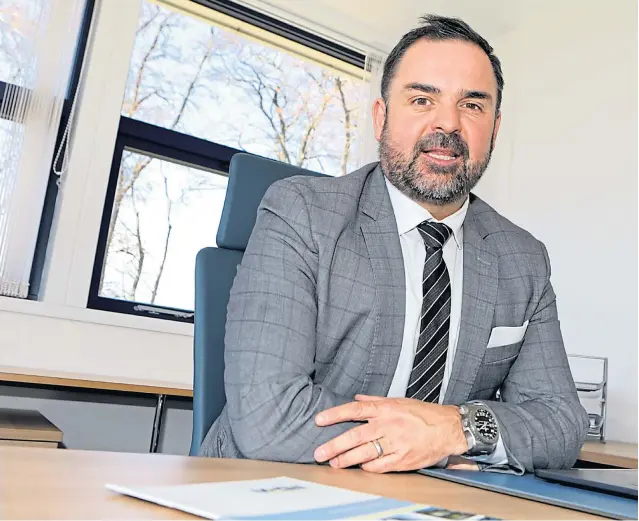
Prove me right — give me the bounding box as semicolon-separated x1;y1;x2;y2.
88;116;238;322
87;0;366;322
193;0;365;69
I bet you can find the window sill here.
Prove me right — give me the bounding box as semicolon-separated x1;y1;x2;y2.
0;297;194;337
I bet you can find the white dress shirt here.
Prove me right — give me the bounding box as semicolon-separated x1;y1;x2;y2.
384;178;507;466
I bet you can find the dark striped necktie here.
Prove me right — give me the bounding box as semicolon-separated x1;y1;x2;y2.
406;220;453;403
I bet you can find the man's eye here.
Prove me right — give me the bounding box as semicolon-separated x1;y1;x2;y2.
464;102;482;111
412;97;431;106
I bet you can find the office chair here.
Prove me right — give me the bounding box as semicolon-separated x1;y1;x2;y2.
189;153;327;456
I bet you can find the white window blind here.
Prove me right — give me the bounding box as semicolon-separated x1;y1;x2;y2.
0;0;87;297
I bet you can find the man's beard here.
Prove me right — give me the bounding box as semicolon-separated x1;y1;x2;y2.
379;124;493;206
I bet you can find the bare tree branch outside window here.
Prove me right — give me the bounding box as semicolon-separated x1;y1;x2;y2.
99;1;366;310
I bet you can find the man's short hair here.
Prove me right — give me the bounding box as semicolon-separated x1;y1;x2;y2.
381;15;505;112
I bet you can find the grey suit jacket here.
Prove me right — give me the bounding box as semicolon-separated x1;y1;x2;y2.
199;163;588;473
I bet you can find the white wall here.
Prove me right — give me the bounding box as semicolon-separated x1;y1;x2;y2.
0;298;193;385
487;1;637;442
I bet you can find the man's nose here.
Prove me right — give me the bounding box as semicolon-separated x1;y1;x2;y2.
429;103;461;135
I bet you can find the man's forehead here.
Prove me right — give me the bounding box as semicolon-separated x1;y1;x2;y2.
394;39;497;95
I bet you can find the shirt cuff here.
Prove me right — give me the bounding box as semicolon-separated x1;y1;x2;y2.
466;435;508;466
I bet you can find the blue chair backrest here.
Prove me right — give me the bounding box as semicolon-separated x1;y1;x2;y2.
190;153;327;455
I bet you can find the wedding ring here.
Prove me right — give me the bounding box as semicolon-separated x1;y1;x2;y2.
372;439;384;459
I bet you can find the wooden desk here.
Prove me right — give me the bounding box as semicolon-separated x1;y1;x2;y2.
579;441;638;469
0;366;192;453
2;446;600;520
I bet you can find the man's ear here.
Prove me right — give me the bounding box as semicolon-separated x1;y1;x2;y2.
372;97;387;142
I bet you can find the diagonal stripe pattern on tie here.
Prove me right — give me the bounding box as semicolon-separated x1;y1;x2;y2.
406;220;453;403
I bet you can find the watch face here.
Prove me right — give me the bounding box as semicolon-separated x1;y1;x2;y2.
473;408;499;443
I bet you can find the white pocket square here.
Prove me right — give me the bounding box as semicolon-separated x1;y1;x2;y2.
486;321;529;349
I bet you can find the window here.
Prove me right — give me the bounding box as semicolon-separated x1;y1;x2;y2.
97;123;230;313
0;1;35;86
89;0;367;321
100;152;227;311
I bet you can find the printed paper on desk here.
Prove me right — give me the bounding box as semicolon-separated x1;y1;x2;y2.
106;476;499;520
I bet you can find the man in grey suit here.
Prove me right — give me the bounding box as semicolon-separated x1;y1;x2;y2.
200;15;588;474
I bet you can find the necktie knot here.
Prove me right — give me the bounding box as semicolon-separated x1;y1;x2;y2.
417;220;452;250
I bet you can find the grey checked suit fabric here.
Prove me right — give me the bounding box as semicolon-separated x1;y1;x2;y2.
406;221;453;403
199;163;589;475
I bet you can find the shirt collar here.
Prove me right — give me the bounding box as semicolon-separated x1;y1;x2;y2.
384;177;468;249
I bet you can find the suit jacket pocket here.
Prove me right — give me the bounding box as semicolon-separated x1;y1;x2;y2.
482;341;522;365
469;342;523;400
486;321;529;349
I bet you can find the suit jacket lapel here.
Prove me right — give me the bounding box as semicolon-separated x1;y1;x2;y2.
443;196;498;405
359;166;405;396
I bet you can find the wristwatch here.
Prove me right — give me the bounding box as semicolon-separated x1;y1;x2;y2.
458;402;500;456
